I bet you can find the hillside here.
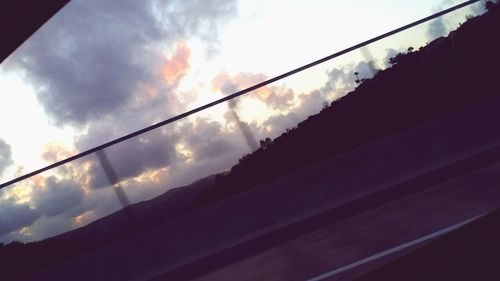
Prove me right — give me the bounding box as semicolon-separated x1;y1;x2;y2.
1;3;499;280
196;3;500;205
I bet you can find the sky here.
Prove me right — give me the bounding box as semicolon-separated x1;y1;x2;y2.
0;0;487;242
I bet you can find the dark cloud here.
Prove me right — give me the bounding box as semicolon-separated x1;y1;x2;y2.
354;61;378;79
34;176;84;217
18;216;76;242
298;89;328;117
1;0;240;239
63;187;123;224
83;128;179;189
262;112;303;136
0;139;13;175
167;130;249;189
427;17;448;39
182;118;237;161
0;201;39;237
0;174;84;240
4;0;237;127
10;0;241;199
320;68;351;96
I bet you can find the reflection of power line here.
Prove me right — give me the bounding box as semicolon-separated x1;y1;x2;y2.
228;100;259;151
96;150;135;219
0;0;481;190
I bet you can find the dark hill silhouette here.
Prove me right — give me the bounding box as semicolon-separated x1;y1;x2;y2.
195;3;500;206
0;174;217;280
1;2;499;279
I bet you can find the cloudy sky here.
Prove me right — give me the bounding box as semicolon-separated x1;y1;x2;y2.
0;0;486;242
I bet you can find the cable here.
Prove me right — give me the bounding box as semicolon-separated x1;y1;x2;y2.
0;0;481;190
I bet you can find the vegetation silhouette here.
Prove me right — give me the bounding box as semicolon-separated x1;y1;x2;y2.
1;2;499;279
194;2;500;208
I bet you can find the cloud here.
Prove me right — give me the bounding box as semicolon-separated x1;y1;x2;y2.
1;45;408;243
165;120;250;188
4;0;240;197
0;201;39;237
0;175;84;240
11;215;76;242
41;142;76;163
427;17;448;39
469;0;494;15
382;48;400;68
1;0;237;208
213;72;295;110
0;171;98;241
258;52;402;139
33;177;84;217
0;139;13;175
208;63;374;143
320;67;352;97
211;71;295;151
261;111;303;135
4;0;237;127
162;42;191;84
82;130;179;189
426;2;455;40
181;117;237;161
3;0;421;242
320;59;380;99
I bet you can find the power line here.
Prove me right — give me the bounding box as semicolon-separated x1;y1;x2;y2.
0;0;481;190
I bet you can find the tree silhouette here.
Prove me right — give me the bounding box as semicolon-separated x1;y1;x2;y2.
354;71;361;84
259;137;272;149
486;1;497;10
389;52;407;66
321;101;330;112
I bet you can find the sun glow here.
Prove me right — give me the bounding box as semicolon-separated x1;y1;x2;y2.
19;227;32;237
1;183;34;205
175;143;193;163
73;210;94;226
132;167;168;184
0;70;77;182
162;42;191;84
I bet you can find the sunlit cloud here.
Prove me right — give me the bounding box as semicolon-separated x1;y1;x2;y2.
162;42;191;85
73;210;95;226
2;184;34;205
131;167;169;185
175;143;194;163
211;71;297;125
41;141;77;163
19;227;33;237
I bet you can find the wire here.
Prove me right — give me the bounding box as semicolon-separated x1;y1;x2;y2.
0;0;481;190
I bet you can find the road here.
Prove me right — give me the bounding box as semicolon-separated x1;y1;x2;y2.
307;214;483;281
177;162;500;281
